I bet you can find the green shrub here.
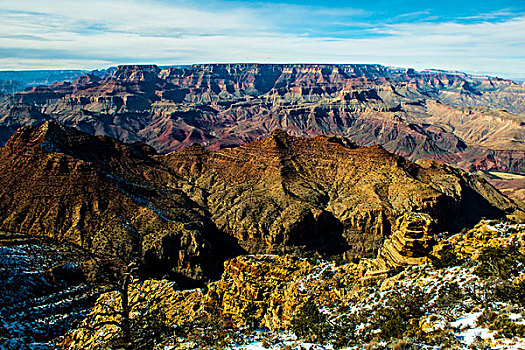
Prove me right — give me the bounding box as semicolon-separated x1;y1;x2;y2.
332;313;358;348
434;281;463;309
476;309;497;327
426;330;463;348
489;314;525;338
367;286;427;341
291;299;331;344
469;337;490;350
431;245;460;269
388;339;415;350
514;278;525;307
474;244;525;280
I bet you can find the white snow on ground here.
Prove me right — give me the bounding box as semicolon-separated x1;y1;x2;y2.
509;313;525;324
235;342;334;350
451;312;482;329
456;327;492;345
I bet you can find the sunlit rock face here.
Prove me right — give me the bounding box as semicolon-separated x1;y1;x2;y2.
0;123;519;288
1;64;524;173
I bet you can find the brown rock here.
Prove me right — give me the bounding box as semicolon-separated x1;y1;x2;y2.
0;123;519;286
1;64;524;172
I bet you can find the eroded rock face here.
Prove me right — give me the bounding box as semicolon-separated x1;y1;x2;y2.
376;213;435;268
0;122;225;285
61;220;525;350
62;254;363;349
0;123;520;286
359;212;435;285
1;64;524;173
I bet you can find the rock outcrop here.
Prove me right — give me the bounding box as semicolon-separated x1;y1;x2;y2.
1;64;524;173
376;212;435;268
360;212;435;285
61;219;525;350
62;254;361;349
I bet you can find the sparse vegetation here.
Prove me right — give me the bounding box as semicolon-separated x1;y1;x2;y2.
431;244;461;268
489;314;525;338
350;285;429;343
291;299;331;344
53;221;525;350
474;243;524;280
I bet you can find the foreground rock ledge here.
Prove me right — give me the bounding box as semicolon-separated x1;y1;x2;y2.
62;215;525;349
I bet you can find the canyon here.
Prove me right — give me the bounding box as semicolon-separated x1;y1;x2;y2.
1;64;525;349
0;64;524;176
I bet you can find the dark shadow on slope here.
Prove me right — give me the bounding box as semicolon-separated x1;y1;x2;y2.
141;221;247;289
459;184;506;227
286;210;350;258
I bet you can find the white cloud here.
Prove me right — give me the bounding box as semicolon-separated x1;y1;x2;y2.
0;0;524;78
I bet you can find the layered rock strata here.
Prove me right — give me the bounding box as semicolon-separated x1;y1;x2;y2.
1;64;524;173
0;123;520;285
62;219;525;350
376;212;435;268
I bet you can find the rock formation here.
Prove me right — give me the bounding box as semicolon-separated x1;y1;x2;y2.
361;212;435;284
0;123;520;286
61;254;359;349
0;64;524;173
61;219;525;350
376;212;435;268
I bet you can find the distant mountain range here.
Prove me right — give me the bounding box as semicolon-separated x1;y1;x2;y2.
0;65;189;94
0;64;523;177
0;70;90;94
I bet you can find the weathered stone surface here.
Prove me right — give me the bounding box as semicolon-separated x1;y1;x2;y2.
62;254;363;349
0;122;224;285
0;124;520;287
376;212;435;267
359;212;435;286
446;220;525;261
61;219;525;349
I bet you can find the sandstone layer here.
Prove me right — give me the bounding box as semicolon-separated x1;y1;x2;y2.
1;64;524;173
61;218;525;350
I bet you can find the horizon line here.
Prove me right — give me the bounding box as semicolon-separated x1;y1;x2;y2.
1;62;524;81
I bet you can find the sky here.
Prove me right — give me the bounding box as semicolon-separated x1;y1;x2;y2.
0;0;524;79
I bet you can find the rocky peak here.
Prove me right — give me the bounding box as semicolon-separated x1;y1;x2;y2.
0;123;521;290
72;73;101;86
5;121;93;155
114;64;160;73
4;121;158;177
264;129;293;149
111;64;161;83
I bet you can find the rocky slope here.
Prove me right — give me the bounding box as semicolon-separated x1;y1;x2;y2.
0;123;520;290
61;217;525;350
1;64;524;173
0;122;228;286
0;232;104;349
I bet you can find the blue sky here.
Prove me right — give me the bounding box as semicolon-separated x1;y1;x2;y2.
0;0;524;78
